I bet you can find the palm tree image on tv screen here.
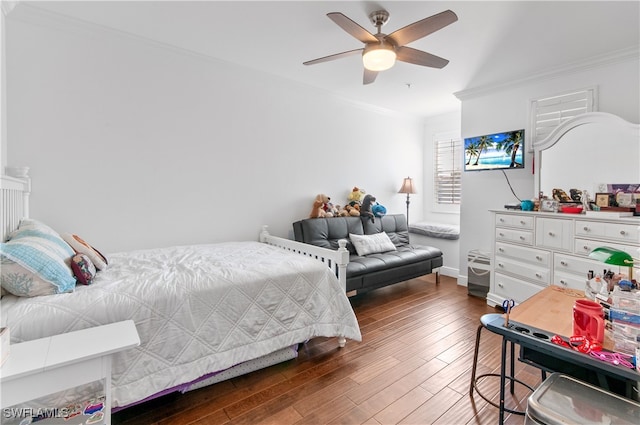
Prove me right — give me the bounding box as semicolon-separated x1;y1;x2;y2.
464;129;524;171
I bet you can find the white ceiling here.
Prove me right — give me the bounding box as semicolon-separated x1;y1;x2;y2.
13;1;640;117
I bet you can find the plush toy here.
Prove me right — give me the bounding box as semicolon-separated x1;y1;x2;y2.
309;199;325;219
309;194;330;218
325;202;339;218
335;204;350;217
360;194;376;222
348;187;366;206
344;204;360;216
372;203;387;218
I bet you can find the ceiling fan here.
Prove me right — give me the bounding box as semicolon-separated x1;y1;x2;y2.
304;9;458;85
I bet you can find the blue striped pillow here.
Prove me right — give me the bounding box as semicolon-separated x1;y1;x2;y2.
0;219;76;297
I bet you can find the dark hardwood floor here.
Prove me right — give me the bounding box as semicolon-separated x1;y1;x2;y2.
113;275;543;424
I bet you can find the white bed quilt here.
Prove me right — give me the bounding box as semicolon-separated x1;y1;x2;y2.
1;241;362;408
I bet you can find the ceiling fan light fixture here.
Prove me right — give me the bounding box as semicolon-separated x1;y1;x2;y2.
362;43;396;71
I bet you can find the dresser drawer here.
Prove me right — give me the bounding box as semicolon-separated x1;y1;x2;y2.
574;238;601;257
496;242;550;267
495;228;534;246
536;217;572;251
495;213;534;230
494;272;545;303
554;253;604;278
603;222;640;243
574;238;640;258
576;220;640;244
554;271;588;291
495;256;550;285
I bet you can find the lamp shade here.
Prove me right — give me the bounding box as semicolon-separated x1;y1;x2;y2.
588;247;634;266
398;177;416;194
363;42;396;71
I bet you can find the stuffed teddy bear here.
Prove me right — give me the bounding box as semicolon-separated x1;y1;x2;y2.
309;199;325;219
335;204;350;217
344;204;360;216
309;194;330;218
360;194;376;222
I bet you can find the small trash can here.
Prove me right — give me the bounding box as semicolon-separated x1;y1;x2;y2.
467;249;491;298
525;373;640;424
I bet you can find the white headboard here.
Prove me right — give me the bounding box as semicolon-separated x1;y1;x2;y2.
0;173;31;242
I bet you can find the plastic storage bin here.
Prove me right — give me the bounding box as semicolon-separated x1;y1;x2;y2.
467;249;491;298
525;373;640;425
611;289;640;311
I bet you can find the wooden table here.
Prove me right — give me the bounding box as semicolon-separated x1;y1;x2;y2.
483;285;640;424
507;285;614;350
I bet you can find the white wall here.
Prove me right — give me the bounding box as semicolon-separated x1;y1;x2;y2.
455;56;640;286
4;11;425;253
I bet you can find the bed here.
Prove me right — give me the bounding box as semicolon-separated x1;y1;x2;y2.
0;172;361;411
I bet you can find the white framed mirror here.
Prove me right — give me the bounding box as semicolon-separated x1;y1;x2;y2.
533;112;640;200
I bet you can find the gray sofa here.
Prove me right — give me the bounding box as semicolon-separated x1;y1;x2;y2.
293;214;443;293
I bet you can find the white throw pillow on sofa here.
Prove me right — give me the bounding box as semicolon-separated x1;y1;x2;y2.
349;232;397;256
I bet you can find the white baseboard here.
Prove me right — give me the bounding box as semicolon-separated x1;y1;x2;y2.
440;266;459;278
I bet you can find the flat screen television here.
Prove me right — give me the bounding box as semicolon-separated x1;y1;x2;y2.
464;129;525;171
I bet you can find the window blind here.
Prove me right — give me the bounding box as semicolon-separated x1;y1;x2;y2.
530;88;596;144
434;138;462;205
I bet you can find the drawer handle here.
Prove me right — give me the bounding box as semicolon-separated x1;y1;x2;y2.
583;226;590;231
499;232;505;237
620;230;626;235
498;263;504;268
519;236;525;240
535;273;542;278
499;218;505;222
498;247;504;252
583;245;590;251
560;261;568;266
536;255;542;261
520;220;526;225
548;232;555;237
559;280;568;286
498;283;504;288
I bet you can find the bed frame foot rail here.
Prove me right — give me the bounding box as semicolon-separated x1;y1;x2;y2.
260;226;351;349
260;225;349;291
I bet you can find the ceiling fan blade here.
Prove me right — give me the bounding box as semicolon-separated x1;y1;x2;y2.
303;48;363;65
327;12;379;44
387;10;458;46
363;68;378;85
396;46;449;68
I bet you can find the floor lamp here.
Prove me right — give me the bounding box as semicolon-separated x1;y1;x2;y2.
398;177;416;224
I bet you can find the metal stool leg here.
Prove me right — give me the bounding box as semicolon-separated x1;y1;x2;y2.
470;323;484;396
469;314;535;417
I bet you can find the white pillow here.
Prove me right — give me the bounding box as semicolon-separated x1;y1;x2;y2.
349;232;397;256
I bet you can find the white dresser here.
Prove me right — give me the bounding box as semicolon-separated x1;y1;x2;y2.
487;210;640;307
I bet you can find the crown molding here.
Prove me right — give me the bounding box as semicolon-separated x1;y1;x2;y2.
454;46;639;101
1;1;19;17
